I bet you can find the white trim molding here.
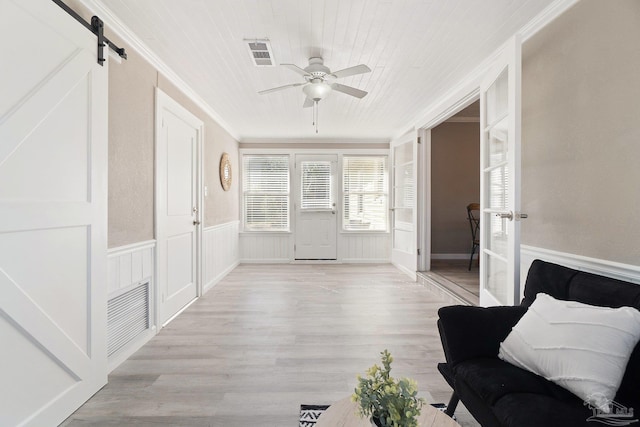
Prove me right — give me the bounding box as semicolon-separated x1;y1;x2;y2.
519;0;580;42
431;253;478;260
203;221;240;292
521;245;640;288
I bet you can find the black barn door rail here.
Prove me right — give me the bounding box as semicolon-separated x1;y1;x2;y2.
52;0;127;66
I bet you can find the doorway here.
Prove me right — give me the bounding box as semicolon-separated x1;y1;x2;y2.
294;154;338;260
427;101;481;304
155;89;203;325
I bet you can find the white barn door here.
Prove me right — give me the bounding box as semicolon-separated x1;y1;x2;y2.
0;1;108;426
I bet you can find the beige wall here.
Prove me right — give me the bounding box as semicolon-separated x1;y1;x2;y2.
521;0;640;265
431;122;480;254
157;75;239;227
64;1;239;248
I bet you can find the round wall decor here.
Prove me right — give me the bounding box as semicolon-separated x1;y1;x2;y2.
219;152;232;191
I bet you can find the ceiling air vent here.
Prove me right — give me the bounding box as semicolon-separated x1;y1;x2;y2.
245;39;275;67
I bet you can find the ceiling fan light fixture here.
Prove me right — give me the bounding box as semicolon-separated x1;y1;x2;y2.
303;81;332;101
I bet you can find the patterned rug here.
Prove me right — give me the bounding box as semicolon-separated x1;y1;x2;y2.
299;403;451;426
299;404;331;426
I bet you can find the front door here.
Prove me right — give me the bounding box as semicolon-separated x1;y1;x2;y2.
294;154;337;260
0;0;108;424
479;36;523;306
156;89;202;325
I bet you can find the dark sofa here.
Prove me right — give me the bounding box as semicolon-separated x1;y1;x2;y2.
437;259;640;427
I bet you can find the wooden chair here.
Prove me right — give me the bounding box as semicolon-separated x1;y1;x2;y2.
466;203;480;271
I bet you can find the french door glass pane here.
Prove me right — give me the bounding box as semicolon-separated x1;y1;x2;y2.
488;117;508;167
486;212;508;259
486;256;508;305
486;69;508;126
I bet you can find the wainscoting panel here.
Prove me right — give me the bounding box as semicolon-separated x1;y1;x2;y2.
203;221;240;292
240;232;292;263
340;233;391;262
521;245;640;300
107;240;156;371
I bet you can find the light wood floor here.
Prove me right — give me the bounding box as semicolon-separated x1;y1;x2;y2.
426;260;480;306
62;264;478;427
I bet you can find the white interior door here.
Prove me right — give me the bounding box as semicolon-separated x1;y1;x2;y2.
156;89;202;325
294;154;337;260
391;135;418;279
479;36;522;306
0;1;108;425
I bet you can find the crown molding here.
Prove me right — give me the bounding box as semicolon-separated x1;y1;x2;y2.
78;0;241;142
518;0;580;42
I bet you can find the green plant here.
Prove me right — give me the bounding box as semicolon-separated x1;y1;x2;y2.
352;350;425;427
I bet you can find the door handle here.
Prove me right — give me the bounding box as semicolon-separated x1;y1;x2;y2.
193;220;201;226
497;212;513;221
495;212;528;221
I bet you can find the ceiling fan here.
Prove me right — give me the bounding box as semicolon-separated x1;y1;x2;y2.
259;57;371;106
259;57;371;132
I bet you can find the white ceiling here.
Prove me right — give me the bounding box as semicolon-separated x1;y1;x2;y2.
97;0;555;141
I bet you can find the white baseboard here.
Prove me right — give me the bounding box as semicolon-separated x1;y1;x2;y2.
240;258;292;264
203;260;240;293
108;328;156;373
521;245;640;285
431;253;477;260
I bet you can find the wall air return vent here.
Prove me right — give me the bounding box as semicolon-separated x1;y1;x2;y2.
245;39;275;67
107;281;150;357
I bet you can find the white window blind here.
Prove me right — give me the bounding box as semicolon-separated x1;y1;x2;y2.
343;156;388;231
243;155;290;231
301;161;332;209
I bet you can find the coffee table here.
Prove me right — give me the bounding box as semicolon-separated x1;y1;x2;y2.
315;397;460;427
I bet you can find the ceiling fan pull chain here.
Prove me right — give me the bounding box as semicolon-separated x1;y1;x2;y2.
315;101;319;133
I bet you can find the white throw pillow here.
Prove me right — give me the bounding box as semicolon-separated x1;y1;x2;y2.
498;293;640;413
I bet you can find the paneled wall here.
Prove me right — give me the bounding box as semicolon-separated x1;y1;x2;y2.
240;232;390;263
203;221;240;291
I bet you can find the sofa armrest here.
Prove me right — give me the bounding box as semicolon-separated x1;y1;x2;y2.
437;305;528;369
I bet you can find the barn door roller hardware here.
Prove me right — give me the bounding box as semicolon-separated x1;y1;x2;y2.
52;0;127;66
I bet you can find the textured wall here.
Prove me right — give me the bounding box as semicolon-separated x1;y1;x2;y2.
431;122;480;254
64;1;239;247
107;34;157;247
521;0;640;264
158;75;239;226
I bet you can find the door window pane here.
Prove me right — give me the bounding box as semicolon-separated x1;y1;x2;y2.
300;161;332;209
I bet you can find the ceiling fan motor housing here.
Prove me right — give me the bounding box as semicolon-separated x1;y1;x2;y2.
305;57;331;78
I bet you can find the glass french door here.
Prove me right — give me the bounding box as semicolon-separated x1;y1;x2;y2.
479;36;522;306
391;135;418;278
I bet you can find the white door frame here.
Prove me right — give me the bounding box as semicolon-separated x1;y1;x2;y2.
155;88;204;327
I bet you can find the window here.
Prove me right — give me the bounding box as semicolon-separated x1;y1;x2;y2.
242;155;290;231
301;161;332;210
343;156;388;231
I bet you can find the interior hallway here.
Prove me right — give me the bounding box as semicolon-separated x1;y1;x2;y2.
62;264;478;426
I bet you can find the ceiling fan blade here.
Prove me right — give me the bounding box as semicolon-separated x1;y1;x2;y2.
331;64;371;79
331;83;368;99
303;97;314;108
281;63;310;77
258;82;305;95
